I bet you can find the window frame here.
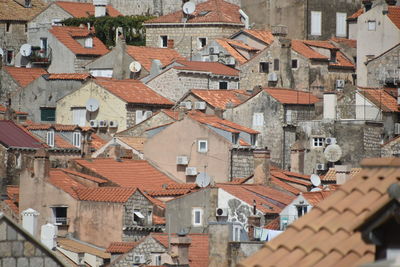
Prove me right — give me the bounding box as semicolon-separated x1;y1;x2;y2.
368;20;376;31
6;50;13;65
198;139;208;153
192;207;203;226
311;11;322;36
51;206;68;225
312;137;325;148
160;35;168;48
219;81;228;90
40;107;56;122
84;37;93;48
291;59;298;69
46;129;55;147
336;12;347;37
73;131;81;148
296;205;308;218
259;62;269;73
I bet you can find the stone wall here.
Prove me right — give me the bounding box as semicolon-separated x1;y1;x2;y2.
0;22;27;66
366;44;400;87
123;191;153;227
0;68;22;106
231;149;254;178
126;105;169;129
228;242;263;267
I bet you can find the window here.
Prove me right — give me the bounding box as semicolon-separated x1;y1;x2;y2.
84;37;93;48
252;113;264;127
296;205;308;217
152;254;162;265
233;225;241;241
198;140;208;153
259;62;269;73
160;35;168;48
133;209;145;225
73;131;81;148
250;134;257;146
40;37;48;55
312;137;325;147
311;11;322;36
198;37;207;49
72;107;86;126
136;110;144;124
336;12;347;37
6;23;11;33
46;130;54;147
219;81;228;90
40;107;55;122
368;20;376;31
51;207;68;225
192;208;203;226
274;59;279;71
6;50;13;65
291;59;298;69
24;24;28;33
232;133;239;144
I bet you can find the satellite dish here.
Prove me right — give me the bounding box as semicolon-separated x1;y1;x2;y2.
310;187;322;192
310;174;321;187
20;44;32;57
324;144;342;163
129;61;142;73
195;172;211;188
0;48;3;57
85;98;99;112
183;1;196;15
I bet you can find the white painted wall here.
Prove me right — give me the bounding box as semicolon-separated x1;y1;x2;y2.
279;195;312;229
355;92;382;120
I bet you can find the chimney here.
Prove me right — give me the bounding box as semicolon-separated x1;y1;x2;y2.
253;148;271;185
168;233;191;265
40;223;57;250
149;59;163;77
93;0;108;17
167;39;174;49
290;141;305;174
112;35;127;80
21;208;40;236
214;107;223;119
271;25;288;37
362;0;372;11
177;106;186;121
33;148;50;179
82;132;92;158
335;165;352;184
239;9;249;29
109;142;122;161
323;92;337;120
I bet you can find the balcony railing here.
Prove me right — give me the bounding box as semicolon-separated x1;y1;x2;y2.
48;217;69;226
30;47;52;65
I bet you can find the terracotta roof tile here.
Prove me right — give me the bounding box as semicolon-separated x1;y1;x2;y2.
54;134;75;149
322;167;361;181
3;67;47;87
145;0;242;25
271;170;311;186
263;217;280;230
55;1;121;17
388;6;400;29
126;46;185;72
263;88;320;105
358;88;399;112
190;89;250;110
241;184;295;205
166;183;197;189
146;188;192;197
0;0;47;21
174;60;239;77
94;79;173;105
45;73;91;80
60;168;107;184
215;39;249;64
118;137;146;152
152;214;166;225
348;8;363;20
73;158;178;191
330;51;355;69
292;40;328;60
143;193;166;208
302;191;334;206
57;238;110;258
161;109;180;120
25;123;91;131
48;169;87;198
49;26;108;56
75;187;136;202
270;177;302;195
106;242;138;253
0;120;44;148
330;37;357;49
90;133;107;150
242;29;275;45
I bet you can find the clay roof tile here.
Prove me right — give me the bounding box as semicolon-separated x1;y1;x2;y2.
3;66;47;87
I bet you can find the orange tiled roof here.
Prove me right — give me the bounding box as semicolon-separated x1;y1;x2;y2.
3;67;47;87
190;89;250;110
55;1;121;18
166;183;197;190
271;170;311;187
161;109;180;120
302;190;334;206
45;73;91;80
302;40;337;50
49;26;108;56
226;39;259;51
322;167;362;182
215;39;249;65
60;168;108;184
25;123;91;131
6;185;19;201
330;37;357;49
54;134;75;149
152;214;166;225
241;184;296;206
358;88;399;112
238;158;400;267
90;133;107;150
73;158;178;191
270;177;302;195
145;0;242;25
242;29;275;45
264;88;320;105
48;169;87;198
330;51;355;69
94;79;173;105
126;46;185;72
264;217;280;230
57;238;110;258
174;60;239;77
388;6;400;29
146;188;192;197
0;0;47;21
348;8;363;20
292;40;328;60
75;187;136;202
106;242;138;253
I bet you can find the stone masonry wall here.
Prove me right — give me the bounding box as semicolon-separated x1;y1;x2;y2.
366;44;400;87
363;123;383;158
231;149;254;178
0;22;27;66
123;191;153;227
0;69;22;106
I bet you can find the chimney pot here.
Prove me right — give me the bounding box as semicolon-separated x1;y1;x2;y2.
33;148;50;179
253;148;271;185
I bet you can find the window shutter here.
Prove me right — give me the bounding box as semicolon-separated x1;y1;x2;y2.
136;110;143;124
336;13;346;37
311;11;322;36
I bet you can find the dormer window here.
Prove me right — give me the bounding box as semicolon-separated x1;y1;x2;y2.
73;131;81;148
47;129;54;147
84;37;93;48
24;0;32;8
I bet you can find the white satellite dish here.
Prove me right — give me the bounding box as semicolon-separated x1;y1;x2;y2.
324;144;342;163
310;174;321;187
129;61;142;73
310;187;322;192
20;44;32;57
85;98;99;112
195;172;211;188
183;1;196;15
0;48;3;57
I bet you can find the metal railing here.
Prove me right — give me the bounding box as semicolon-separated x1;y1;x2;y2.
30;46;52;64
48;217;69;226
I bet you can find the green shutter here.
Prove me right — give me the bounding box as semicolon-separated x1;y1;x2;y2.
41;108;55;121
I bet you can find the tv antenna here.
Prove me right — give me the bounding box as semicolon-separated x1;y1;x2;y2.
195;172;211;188
85;98;99;112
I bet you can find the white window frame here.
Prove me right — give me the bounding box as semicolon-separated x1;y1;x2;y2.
160;35;168;48
152;254;162;266
252;113;264;127
197;37;207;49
312;137;325;148
192;207;203;226
198;140;208;153
136;110;144;124
233;225;241;241
311;11;322;36
47;129;54;147
72;107;86;127
84;37;93;48
368;20;376;31
336;12;347;37
73;131;81;148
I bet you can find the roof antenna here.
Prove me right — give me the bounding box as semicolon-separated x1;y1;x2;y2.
253;200;257;215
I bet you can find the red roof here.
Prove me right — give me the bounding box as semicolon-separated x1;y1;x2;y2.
174;60;239;77
146;188;192;197
190;89;250;110
292;40;328;60
74;187;137;202
94;79;173;105
126;46;185;72
3;67;47;87
25;123;91;131
242;29;275;45
302;190;334;206
54;135;75;149
145;0;242;25
263;88;320;105
152;214;166;225
55;1;121;18
49;26;108;56
161;109;180;120
388;6;400;29
270;177;301;195
271;170;311;187
60;168;108;184
106;242;138;253
241;184;295;206
0;121;44;148
48;169;87;199
264;217;280;230
215;39;249;65
330;37;357;49
73;158;178;191
348;8;363;20
358;88;399;112
90;133;107;150
45;73;91;80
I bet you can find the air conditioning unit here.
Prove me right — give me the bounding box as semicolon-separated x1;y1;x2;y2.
316;163;326;171
336;79;345;89
89;120;98;128
99;120;108;127
227;57;235;65
133;255;145;264
216;207;228;217
109;120;118;128
194;101;206;110
180;101;192;110
209;46;219;54
185;167;197;176
209;55;218;62
176;156;188;165
267;72;278;82
395;123;400;135
325;137;337;145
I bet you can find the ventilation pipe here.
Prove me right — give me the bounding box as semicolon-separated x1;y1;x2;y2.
21;208;40;236
239;9;249;29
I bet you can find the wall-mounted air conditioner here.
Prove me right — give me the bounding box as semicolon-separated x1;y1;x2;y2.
194;101;206;110
209;46;219;54
109;120;118;128
325;137;337;145
336;79;345;89
180;101;192;110
316;163;326;171
89;120;98;128
176;156;188;165
133;255;145;264
185;167;197;176
99;120;108;127
216;207;228;217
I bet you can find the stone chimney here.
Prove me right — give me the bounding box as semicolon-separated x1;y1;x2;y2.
247;214;261;241
290;141;305;174
335;165;352;184
33;148;50;179
93;0;107;17
112;36;127;80
167;39;174;49
81;132;92;158
109;142;122;161
21;208;39;236
253;148;271;185
323;92;337;120
168;233;191;265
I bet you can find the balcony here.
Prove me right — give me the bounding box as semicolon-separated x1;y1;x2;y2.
30;46;52;65
48;217;69;226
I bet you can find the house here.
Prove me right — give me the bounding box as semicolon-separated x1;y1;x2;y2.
143;0;246;58
92;136;146;159
382;135;400;157
224;88;319;169
230;29;275;50
56;78;174;132
0;0;47;66
144;111;259;183
145;60;240;102
238;157;400;267
86;41;185;79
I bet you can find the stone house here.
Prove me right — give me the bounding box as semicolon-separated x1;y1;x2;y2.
92;136;146;159
382;135;400;157
230;29;275;50
56;79;173;132
145;60;240;102
0;0;47;67
144;111;259;183
143;0;245;58
224;88;319;169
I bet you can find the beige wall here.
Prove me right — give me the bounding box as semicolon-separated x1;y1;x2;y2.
144;117;232;183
